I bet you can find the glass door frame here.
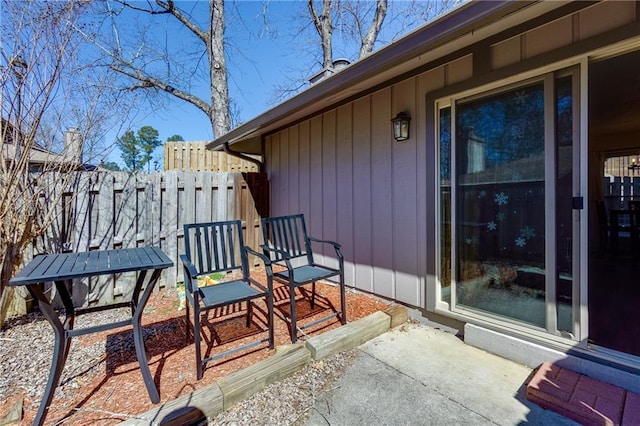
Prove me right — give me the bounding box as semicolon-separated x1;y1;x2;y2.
434;65;584;344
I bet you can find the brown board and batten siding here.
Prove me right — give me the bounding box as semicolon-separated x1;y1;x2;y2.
264;1;639;308
489;1;636;70
264;56;470;307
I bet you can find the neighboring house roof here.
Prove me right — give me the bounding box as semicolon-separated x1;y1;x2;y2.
2;142;68;166
207;0;571;154
459;145;573;186
1;120;94;170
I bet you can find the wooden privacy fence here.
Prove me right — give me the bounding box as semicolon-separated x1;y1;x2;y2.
164;141;260;172
28;171;263;309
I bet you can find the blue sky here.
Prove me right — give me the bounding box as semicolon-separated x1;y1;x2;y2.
100;0;459;167
103;1;307;164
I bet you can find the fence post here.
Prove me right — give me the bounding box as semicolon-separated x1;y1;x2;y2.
90;172;115;306
200;172;214;223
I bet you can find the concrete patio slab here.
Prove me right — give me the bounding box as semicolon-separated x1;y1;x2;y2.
306;324;577;426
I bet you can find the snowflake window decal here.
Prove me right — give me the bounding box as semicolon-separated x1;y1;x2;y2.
478;190;487;198
494;192;508;206
487;221;497;231
514;226;536;248
496;212;506;222
520;226;535;240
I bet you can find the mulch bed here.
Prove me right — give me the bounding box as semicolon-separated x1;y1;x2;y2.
0;270;388;425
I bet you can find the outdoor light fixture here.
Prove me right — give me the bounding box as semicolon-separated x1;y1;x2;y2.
391;112;411;141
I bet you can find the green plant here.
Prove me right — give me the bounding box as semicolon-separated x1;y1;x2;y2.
209;272;226;281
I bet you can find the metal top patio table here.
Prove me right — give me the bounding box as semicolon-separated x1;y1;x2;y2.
8;246;173;426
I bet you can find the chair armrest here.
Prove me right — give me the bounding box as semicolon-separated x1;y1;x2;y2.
308;236;342;250
260;244;295;275
246;247;274;277
179;254;199;293
245;246;274;292
245;246;272;266
260;244;293;261
308;236;344;267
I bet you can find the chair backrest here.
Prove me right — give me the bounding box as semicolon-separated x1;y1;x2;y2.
629;200;640;227
629;200;640;211
183;220;248;277
261;214;313;263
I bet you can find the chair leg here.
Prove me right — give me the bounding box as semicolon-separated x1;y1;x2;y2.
289;285;298;343
267;292;275;349
339;272;347;325
310;281;316;309
246;300;252;328
194;306;204;380
185;300;191;344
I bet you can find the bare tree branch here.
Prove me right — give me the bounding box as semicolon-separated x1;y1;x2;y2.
154;0;208;45
359;0;387;58
95;0;231;138
110;64;212;117
1;0;125;325
308;0;334;76
273;0;460;100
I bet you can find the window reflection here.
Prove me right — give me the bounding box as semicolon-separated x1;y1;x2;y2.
439;107;451;302
455;83;547;327
555;76;573;333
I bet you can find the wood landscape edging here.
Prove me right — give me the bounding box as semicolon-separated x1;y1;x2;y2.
121;305;406;425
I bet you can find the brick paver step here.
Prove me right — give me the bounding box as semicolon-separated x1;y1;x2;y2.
526;362;640;426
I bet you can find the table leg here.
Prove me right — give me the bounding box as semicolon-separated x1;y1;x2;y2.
131;268;162;403
131;269;148;316
54;280;75;343
27;285;71;426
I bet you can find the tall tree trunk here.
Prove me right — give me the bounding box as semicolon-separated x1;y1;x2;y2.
105;0;232;139
359;0;387;58
208;0;231;138
309;0;334;78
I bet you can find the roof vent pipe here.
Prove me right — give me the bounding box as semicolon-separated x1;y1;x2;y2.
308;58;351;84
63;127;83;164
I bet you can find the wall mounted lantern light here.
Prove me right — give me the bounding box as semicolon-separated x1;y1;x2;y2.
391;112;411;141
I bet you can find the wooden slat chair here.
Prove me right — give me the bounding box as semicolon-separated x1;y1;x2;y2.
180;220;274;380
261;214;346;343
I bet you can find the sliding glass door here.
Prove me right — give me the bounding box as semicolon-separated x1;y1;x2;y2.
438;68;579;338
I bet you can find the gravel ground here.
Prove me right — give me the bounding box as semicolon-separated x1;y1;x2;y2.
211;349;357;425
1;308;358;425
0;309;130;402
0;306;181;403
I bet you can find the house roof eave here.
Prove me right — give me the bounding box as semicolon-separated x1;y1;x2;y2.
207;0;552;153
